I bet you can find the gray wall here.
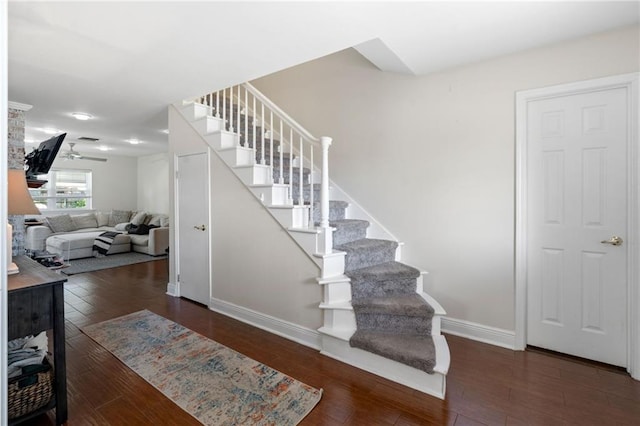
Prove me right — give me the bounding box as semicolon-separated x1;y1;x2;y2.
49;154;138;212
252;25;640;332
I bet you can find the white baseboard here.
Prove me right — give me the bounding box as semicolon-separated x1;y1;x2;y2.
165;282;178;297
441;317;516;350
209;298;322;350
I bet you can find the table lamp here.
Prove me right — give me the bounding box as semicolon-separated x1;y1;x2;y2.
7;169;40;274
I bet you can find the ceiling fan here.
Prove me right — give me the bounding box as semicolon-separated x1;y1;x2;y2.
60;142;107;162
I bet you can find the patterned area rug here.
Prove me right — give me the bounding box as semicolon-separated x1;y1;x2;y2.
82;310;322;425
62;252;166;275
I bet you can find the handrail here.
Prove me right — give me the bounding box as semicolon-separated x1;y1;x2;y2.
243;82;320;146
196;83;333;254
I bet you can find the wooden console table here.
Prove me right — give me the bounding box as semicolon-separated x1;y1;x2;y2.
8;256;67;425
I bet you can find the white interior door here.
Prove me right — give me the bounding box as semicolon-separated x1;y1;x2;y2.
177;152;210;305
526;86;628;366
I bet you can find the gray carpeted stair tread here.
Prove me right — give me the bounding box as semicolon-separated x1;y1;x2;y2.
329;219;369;231
337;238;398;272
352;294;434;317
348;261;420;282
349;330;436;374
330;219;370;246
336;238;398;252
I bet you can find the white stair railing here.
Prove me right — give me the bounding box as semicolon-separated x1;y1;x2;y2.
197;83;333;254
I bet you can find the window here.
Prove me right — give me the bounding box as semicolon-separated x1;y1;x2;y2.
29;169;92;211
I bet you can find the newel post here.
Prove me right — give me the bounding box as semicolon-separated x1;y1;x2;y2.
318;136;333;254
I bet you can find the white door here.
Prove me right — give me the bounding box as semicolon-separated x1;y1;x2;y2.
177;152;210;305
526;86;628;366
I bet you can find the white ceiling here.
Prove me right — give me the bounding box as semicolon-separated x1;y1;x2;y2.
8;1;639;158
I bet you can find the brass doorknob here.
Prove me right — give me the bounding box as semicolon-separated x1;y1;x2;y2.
601;236;623;246
193;224;206;231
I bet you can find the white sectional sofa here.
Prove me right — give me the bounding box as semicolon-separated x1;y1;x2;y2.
25;210;169;260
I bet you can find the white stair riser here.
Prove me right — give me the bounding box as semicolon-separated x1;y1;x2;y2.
323;309;356;330
182;102;210;121
323;281;351;304
270;207;309;229
193;116;224;134
416;274;424;294
319;255;346;279
218;147;255;167
288;231;319;256
395;244;403;262
205;132;237;150
252;186;290;206
320;334;446;399
234;166;270;185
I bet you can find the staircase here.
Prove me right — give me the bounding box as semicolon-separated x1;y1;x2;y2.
176;83;450;399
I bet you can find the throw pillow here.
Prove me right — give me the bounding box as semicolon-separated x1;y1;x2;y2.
96;211;110;227
160;216;170;227
127;223;158;235
46;214;76;233
108;210;131;227
130;211;147;225
72;213;98;229
146;214;163;227
114;223;129;232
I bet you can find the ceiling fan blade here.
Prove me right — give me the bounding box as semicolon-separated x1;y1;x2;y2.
77;156;107;162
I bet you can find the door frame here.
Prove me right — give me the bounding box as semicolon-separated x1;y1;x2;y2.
174;149;212;302
515;72;639;379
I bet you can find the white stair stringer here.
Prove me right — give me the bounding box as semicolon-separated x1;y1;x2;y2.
317;264;450;399
178;103;323;264
319;330;449;399
178;101;450;399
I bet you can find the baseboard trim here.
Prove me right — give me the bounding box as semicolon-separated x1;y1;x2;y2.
166;282;178;297
441;317;516;350
209;298;322;350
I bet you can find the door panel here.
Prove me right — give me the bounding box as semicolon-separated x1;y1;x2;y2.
177;152;210;305
527;87;627;366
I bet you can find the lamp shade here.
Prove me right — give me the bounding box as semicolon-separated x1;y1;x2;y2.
8;169;40;215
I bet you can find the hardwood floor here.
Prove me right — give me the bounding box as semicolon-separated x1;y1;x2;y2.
26;260;640;425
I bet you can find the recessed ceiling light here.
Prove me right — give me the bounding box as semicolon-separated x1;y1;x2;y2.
127;139;141;145
71;112;93;121
42;127;59;135
161;129;170;134
97;145;111;151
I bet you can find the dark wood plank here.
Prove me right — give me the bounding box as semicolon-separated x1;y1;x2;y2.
20;258;640;425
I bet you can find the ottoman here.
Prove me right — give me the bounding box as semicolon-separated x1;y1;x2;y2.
46;232;131;260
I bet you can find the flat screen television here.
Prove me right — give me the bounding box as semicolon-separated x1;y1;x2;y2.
25;133;66;178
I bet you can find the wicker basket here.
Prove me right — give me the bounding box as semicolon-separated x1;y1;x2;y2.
8;357;54;419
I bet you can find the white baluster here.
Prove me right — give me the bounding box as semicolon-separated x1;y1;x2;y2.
289;128;293;202
244;87;248;148
236;85;241;139
269;112;274;182
309;144;314;225
318;136;333;253
279;120;284;184
229;86;234;134
215;90;220;118
260;104;265;165
298;136;303;207
222;88;226;128
252;95;257;155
